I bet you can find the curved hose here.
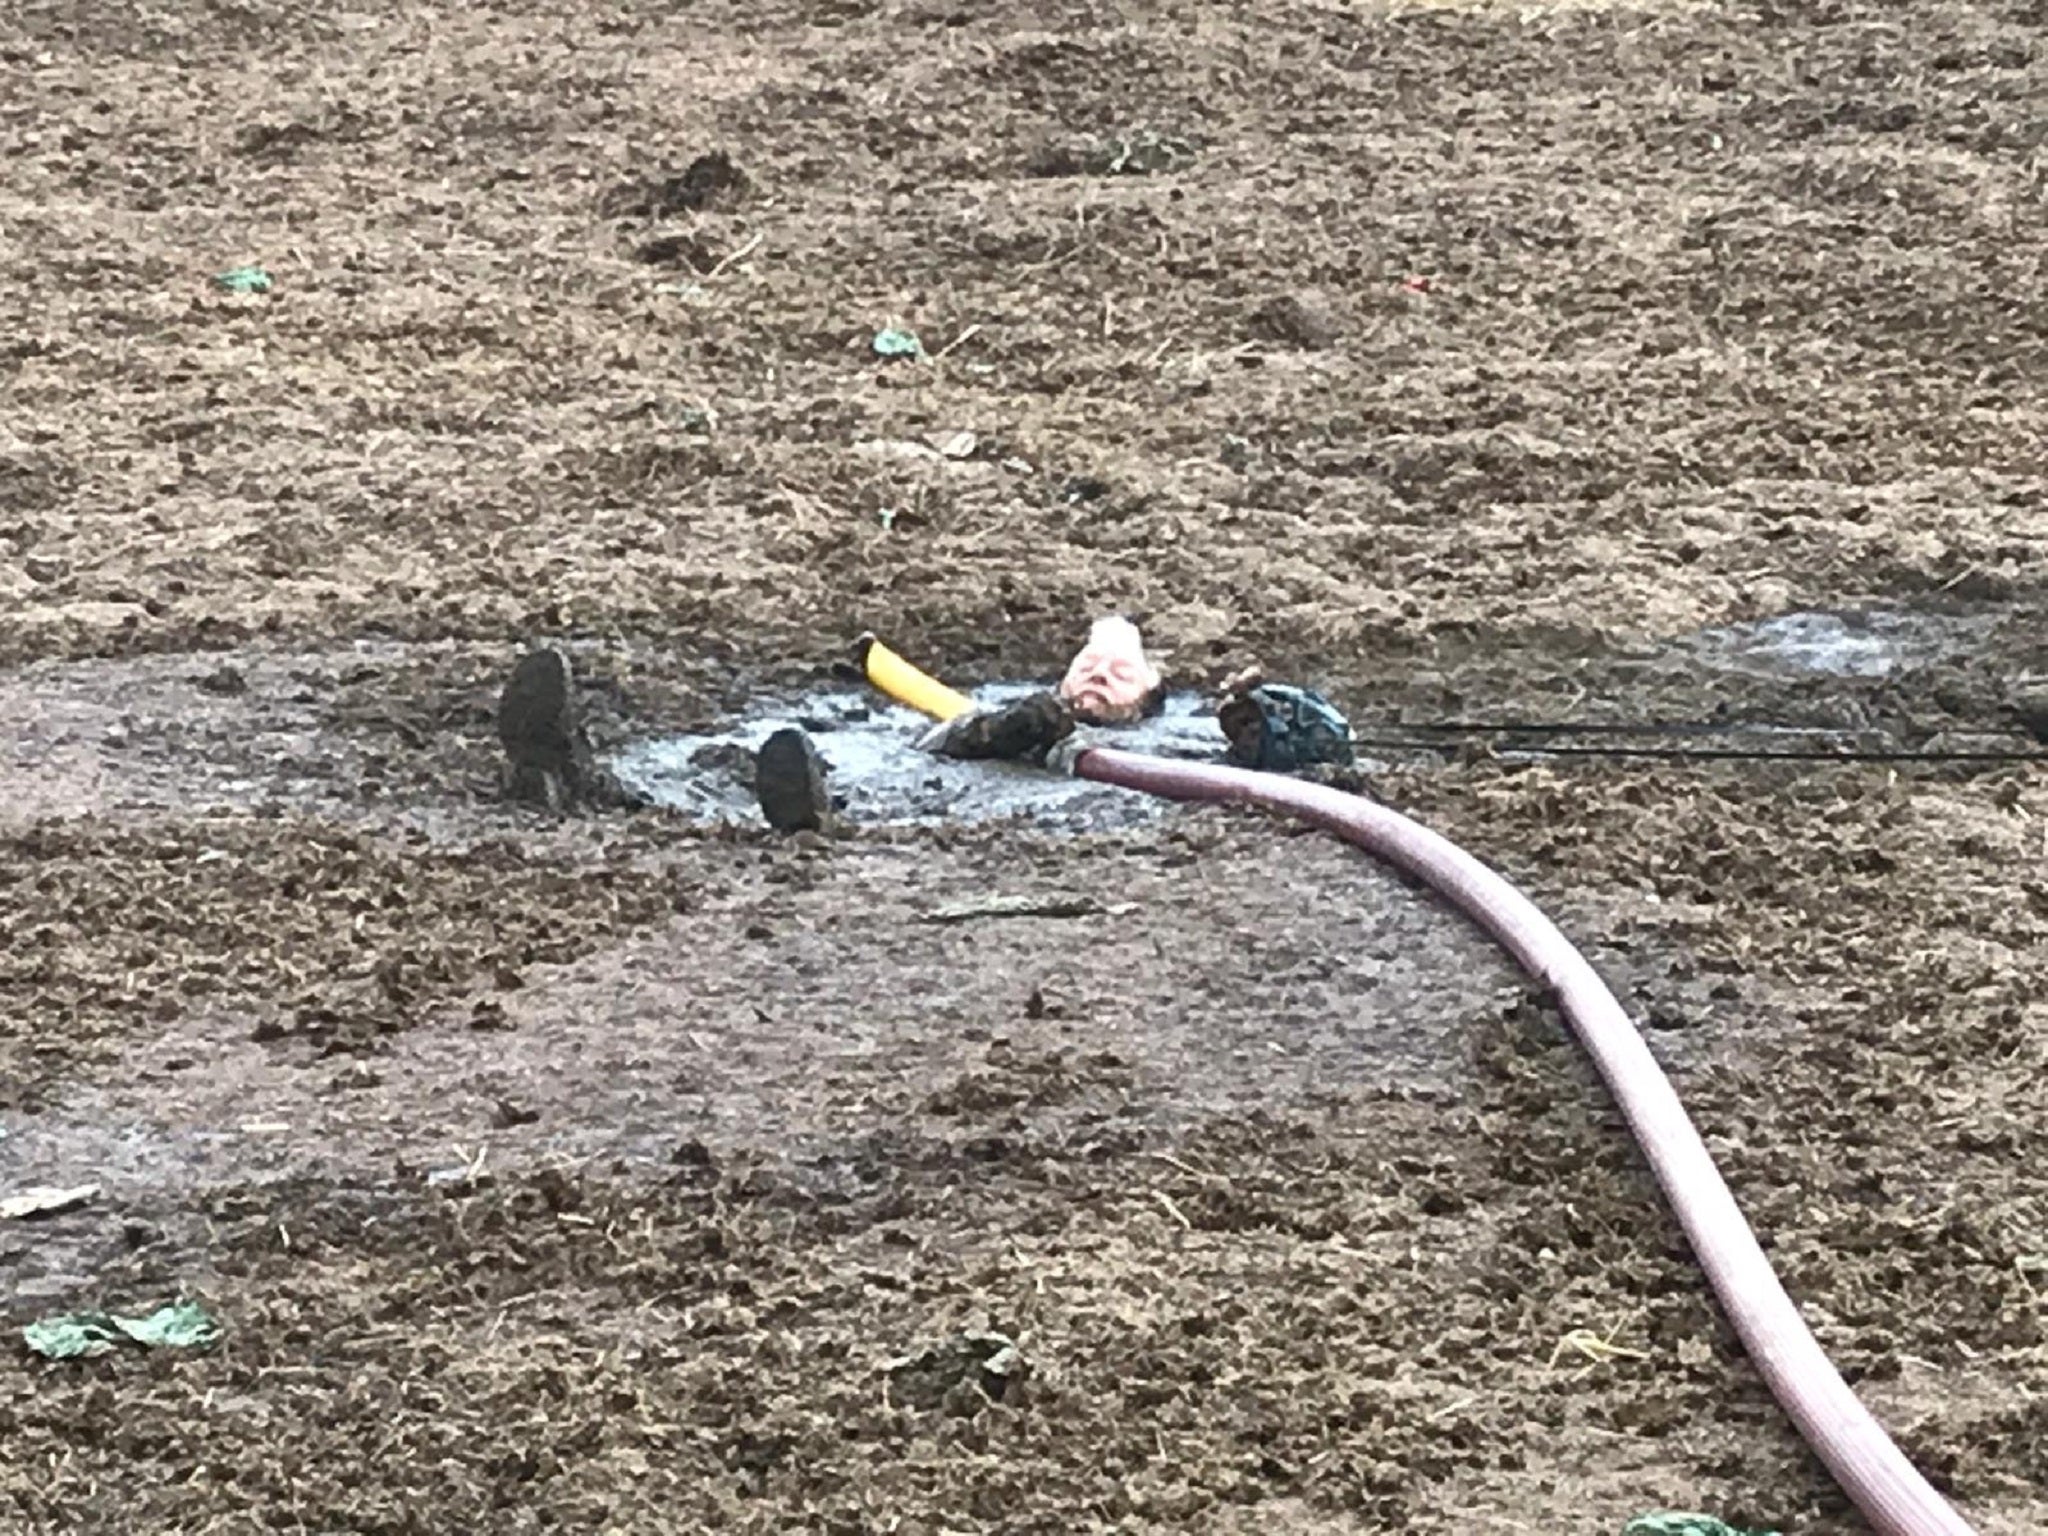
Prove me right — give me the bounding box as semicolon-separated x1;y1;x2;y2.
856;638;1980;1536
1073;748;1977;1536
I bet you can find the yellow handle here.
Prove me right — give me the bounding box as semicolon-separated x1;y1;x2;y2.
860;635;975;722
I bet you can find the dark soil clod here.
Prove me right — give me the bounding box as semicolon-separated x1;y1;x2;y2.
635;232;717;270
1251;291;1340;350
2013;688;2048;744
602;150;749;218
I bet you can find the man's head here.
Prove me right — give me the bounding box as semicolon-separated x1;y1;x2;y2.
1058;616;1163;724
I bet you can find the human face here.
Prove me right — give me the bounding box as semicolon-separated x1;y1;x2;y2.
1057;617;1161;724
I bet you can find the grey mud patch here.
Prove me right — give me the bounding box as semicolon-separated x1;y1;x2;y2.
0;600;2023;843
610;683;1246;829
0;819;1766;1312
0;646;1251;836
1681;609;2001;682
0;643;494;832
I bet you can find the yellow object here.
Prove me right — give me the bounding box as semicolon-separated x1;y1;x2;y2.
861;635;974;721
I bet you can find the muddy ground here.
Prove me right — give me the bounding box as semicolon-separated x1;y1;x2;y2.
2;0;2045;1531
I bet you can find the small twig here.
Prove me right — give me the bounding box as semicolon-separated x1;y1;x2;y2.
934;323;982;359
919;895;1133;925
1151;1190;1193;1230
1547;1322;1648;1374
1937;565;1983;593
1180;341;1259;373
483;1291;544;1343
704;231;763;279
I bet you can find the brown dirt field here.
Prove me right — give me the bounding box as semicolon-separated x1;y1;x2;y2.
2;0;2045;1532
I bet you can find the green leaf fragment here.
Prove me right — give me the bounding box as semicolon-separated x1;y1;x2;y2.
23;1301;221;1360
213;265;273;294
871;326;923;360
22;1316;125;1360
1624;1514;1781;1536
117;1301;221;1350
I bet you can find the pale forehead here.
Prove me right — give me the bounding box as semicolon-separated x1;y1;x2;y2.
1085;616;1146;651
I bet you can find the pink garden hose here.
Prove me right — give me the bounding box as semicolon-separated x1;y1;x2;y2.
1068;746;1979;1536
856;636;1977;1534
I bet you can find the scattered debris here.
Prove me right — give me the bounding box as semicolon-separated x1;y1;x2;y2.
493;1099;540;1129
427;1145;491;1190
1623;1514;1782;1536
23;1301;221;1361
755;727;830;833
672;1137;718;1176
852;436;980;468
213;265;273;294
1;1184;99;1221
1027;128;1194;177
1548;1322;1650;1374
468;1000;513;1032
885;1330;1027;1412
918;894;1131;925
872;326;925;361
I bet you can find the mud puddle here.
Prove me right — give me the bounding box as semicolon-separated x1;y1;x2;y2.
0;602;2025;845
611;683;1249;828
1681;607;1999;682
